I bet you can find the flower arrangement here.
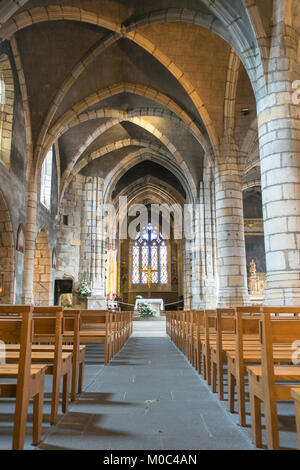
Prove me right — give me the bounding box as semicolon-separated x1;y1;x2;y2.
77;278;92;297
137;301;157;318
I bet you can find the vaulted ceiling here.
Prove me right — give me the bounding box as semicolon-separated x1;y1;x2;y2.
0;0;272;200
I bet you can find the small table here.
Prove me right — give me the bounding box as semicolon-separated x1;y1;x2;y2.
291;388;300;450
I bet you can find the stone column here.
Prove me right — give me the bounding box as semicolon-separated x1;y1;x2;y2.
183;237;193;309
81;177;107;308
22;175;37;303
215;158;250;307
191;195;203;308
256;1;300;305
199;169;218;308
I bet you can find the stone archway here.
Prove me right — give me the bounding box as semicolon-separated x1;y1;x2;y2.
0;191;14;303
33;227;51;305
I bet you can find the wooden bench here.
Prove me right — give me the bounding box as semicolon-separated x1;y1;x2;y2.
202;309;217;385
3;306;73;424
28;306;73;425
210;308;235;400
291;388;300;450
227;307;262;426
79;310;113;364
0;305;47;449
247;307;300;449
191;310;205;373
60;308;86;401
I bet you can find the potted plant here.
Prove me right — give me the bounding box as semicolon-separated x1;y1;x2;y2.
76;278;92;298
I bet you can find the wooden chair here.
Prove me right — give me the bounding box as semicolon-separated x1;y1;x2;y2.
210;308;235;400
192;310;205;373
0;305;47;450
62;308;86;401
31;306;73;424
202;309;217;384
79;310;113;364
247;308;300;449
291;388;300;450
227;307;264;426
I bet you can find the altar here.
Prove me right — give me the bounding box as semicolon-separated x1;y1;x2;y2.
134;298;164;316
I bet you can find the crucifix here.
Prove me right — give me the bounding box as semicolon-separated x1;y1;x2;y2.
141;264;158;297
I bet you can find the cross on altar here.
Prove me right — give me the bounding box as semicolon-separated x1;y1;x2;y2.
141;264;158;289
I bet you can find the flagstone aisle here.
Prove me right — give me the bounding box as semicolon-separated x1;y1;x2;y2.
35;321;254;450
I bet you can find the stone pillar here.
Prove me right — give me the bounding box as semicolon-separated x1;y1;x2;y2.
191;196;203;308
256;1;300;305
199;168;218;308
81;177;106;308
183;237;193;309
22;175;37;303
215;159;250;307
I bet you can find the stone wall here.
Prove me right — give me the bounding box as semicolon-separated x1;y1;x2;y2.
33;227;51;305
0;53;13;168
55;175;85;286
55;175;106;302
0;191;14;303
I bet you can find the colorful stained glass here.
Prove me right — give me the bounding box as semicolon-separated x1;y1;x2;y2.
151;245;158;283
131;224;168;286
141;245;149;284
160;243;168;284
132;245;140;284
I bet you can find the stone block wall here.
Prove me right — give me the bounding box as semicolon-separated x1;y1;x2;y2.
0;52;14;168
56;175;106;299
33;227;51;305
0;191;14;303
55;175;85;285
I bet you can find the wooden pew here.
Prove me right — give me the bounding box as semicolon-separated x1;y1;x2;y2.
0;305;47;449
226;307;261;426
202;309;217;384
291;388;300;450
191;310;205;373
61;308;86;401
6;307;85;404
79;310;113;364
210;308;235;400
247;308;300;449
30;307;73;424
1;307;72;424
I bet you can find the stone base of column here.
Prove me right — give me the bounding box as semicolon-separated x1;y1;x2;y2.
263;272;300;306
217;287;251;308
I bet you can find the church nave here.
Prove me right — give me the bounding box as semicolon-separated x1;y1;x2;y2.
31;322;254;451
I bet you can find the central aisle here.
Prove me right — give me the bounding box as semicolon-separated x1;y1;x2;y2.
39;321;254;450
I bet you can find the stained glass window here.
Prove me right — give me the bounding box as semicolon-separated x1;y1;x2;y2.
141;245;149;284
131;223;168;285
151;245;158;283
132;244;140;284
160;243;168;284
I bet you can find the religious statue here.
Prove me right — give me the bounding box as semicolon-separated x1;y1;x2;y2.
60;293;72;307
249;259;256;276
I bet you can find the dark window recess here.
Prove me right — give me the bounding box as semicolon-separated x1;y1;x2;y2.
63;215;69;226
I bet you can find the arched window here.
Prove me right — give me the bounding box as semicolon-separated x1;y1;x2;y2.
132;223;168;285
40;147;53;210
0;54;14;168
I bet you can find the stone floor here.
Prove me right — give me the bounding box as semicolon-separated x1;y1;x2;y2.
0;321;298;450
